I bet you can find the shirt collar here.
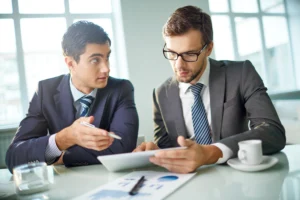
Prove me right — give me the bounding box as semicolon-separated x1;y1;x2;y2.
69;77;97;102
179;57;210;94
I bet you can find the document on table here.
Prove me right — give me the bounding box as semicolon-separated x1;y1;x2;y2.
73;171;196;200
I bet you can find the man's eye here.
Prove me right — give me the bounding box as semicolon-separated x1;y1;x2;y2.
167;52;177;57
91;58;99;64
184;53;197;57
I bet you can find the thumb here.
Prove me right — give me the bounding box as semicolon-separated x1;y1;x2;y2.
81;116;94;123
177;136;194;148
87;116;94;123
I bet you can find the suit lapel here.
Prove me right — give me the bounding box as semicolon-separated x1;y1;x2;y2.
89;78;112;130
54;74;75;129
209;58;226;142
167;77;188;138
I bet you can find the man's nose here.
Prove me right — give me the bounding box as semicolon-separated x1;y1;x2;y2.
100;62;110;73
175;56;186;69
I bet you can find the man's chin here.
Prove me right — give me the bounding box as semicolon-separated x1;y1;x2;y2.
94;81;108;89
177;76;192;83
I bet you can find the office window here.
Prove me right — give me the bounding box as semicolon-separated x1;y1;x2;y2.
260;0;285;13
209;0;296;93
235;17;264;76
211;15;234;60
18;0;65;14
69;0;112;13
0;0;124;127
21;18;68;98
0;19;22;125
0;0;13;14
231;0;259;13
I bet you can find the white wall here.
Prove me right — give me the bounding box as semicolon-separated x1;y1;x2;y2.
120;0;210;141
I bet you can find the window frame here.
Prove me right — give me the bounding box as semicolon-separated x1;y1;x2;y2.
0;0;125;128
209;0;296;89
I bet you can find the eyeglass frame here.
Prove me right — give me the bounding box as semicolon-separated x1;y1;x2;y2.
162;43;208;62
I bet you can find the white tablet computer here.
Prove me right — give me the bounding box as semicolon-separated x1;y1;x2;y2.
97;147;186;172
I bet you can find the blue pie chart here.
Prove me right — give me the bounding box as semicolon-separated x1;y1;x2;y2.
158;175;179;182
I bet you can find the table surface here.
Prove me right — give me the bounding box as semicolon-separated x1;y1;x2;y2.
1;145;299;200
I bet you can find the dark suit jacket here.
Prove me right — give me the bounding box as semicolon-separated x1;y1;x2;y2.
6;74;139;172
153;59;285;156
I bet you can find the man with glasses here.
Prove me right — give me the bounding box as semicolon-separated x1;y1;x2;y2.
134;6;285;173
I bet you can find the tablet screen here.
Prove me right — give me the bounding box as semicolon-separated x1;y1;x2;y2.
97;147;187;172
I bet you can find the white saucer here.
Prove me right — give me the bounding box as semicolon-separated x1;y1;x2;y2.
227;156;278;172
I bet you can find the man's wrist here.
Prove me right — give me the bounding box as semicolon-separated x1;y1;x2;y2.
203;145;223;164
212;143;233;164
53;152;65;165
56;127;74;150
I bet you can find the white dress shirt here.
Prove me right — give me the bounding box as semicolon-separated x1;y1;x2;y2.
178;58;233;164
45;77;97;163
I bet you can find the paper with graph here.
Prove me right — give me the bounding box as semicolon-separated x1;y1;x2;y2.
73;171;196;200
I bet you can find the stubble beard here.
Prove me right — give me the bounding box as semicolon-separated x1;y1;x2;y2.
176;66;203;83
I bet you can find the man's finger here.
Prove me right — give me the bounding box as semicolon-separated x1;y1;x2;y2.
133;143;146;152
82;134;109;142
149;157;188;166
83;127;108;136
149;157;192;173
155;148;187;158
87;116;94;123
86;140;110;150
145;142;158;151
79;116;94;123
177;136;194;148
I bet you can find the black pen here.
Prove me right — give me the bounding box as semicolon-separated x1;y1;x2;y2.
129;176;145;196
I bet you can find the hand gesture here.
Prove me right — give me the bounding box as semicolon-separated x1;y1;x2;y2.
149;136;222;173
56;116;114;151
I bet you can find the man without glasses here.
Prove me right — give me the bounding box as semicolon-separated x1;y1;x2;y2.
6;21;139;173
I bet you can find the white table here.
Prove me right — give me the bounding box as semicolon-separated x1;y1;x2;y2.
1;145;299;200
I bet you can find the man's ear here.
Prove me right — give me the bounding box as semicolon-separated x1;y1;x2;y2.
205;41;214;57
65;56;75;72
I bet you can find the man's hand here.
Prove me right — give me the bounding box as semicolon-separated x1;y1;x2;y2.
133;141;160;152
149;136;223;173
55;116;114;151
53;152;64;165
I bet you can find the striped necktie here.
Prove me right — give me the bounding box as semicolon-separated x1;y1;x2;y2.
79;95;94;117
190;83;212;144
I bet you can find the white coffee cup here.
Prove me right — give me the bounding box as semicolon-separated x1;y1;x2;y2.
13;162;50;195
238;140;263;165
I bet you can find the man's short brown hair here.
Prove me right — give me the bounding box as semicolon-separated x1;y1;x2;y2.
163;6;213;45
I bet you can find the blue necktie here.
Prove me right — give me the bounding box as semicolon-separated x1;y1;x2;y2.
190;83;212;144
79;95;94;117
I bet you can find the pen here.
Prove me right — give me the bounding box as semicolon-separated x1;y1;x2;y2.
80;121;122;140
129;176;145;196
189;135;195;141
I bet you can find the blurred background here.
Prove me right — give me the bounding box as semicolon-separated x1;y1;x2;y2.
0;0;299;168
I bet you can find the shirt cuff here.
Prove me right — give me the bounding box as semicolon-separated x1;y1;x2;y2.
45;134;62;164
212;143;233;164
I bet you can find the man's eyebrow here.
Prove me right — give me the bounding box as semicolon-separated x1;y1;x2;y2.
88;53;103;58
166;48;200;53
88;50;111;58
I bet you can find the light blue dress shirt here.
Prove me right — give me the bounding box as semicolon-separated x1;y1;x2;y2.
44;77;97;164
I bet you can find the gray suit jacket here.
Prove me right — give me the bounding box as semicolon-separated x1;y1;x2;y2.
153;58;285;156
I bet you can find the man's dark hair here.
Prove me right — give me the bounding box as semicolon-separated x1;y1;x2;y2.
62;20;111;63
163;6;213;45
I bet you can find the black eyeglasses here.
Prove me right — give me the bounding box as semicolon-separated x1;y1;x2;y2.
163;43;207;62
